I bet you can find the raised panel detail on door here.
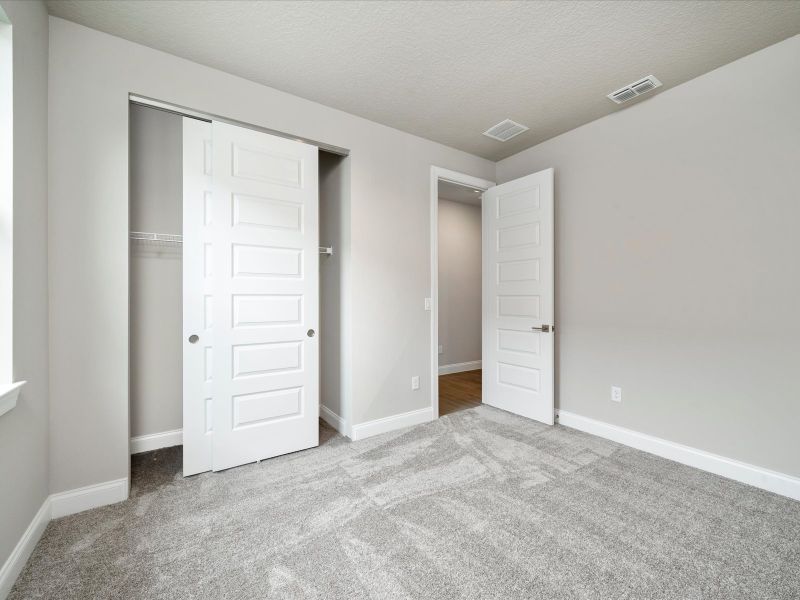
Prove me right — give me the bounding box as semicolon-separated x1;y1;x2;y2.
211;121;319;472
498;222;540;249
232;145;302;187
497;295;540;318
204;243;213;277
204;296;213;329
232;294;302;327
232;244;302;278
204;398;213;433
483;168;554;425
232;342;302;379
233;194;303;231
498;259;539;283
498;329;540;355
498;362;541;392
233;388;303;429
497;186;540;217
204;347;213;381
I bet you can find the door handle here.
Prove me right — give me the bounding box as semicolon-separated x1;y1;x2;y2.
307;329;315;338
531;325;554;333
188;334;199;344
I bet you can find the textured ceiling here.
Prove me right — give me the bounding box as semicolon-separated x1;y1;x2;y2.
439;180;483;206
47;1;800;161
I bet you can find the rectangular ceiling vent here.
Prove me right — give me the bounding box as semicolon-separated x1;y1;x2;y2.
483;119;529;142
607;75;662;104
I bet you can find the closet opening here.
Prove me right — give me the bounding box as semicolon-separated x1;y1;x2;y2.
129;101;349;477
129;103;183;453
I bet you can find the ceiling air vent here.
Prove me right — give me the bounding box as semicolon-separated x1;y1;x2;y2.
607;75;662;104
483;119;529;142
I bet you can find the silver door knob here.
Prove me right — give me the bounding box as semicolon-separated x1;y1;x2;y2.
307;329;315;338
188;334;199;344
531;325;553;333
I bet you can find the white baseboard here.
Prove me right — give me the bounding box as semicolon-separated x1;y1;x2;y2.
1;477;131;595
320;405;347;436
557;410;800;502
351;406;434;441
438;360;481;376
50;478;129;519
0;498;50;599
130;428;183;454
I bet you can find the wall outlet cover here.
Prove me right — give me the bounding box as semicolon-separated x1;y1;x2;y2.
611;386;622;403
411;376;420;390
424;298;432;311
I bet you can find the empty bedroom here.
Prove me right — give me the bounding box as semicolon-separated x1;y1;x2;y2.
0;1;798;598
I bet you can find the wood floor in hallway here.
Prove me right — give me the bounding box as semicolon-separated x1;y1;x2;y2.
438;369;482;416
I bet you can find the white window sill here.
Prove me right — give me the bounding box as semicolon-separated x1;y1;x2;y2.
0;381;26;418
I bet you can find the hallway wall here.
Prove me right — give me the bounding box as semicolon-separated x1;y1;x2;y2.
437;198;481;369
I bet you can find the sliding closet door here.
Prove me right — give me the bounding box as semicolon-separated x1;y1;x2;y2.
182;118;214;475
210;122;319;472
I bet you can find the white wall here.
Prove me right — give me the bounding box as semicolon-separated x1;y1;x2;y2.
0;0;49;570
497;35;800;477
47;17;494;493
129;104;183;438
437;199;481;368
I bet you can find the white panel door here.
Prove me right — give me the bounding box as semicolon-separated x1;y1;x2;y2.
210;121;319;471
182;117;214;476
482;168;554;424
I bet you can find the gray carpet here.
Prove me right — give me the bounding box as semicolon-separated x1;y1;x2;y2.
10;405;800;599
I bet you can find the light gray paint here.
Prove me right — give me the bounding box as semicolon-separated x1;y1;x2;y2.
437;199;481;368
45;0;800;160
129;104;182;438
47;17;494;493
0;0;49;570
319;151;349;421
497;35;800;477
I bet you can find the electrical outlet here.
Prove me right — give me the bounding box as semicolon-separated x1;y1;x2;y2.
424;297;432;311
438;345;443;354
411;376;420;391
611;386;622;403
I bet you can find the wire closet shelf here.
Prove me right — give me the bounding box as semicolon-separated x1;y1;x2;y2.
129;231;183;247
131;232;336;258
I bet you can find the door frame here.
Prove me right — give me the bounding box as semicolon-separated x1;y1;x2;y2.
429;166;495;419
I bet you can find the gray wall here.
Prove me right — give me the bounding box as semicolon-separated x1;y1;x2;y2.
47;17;494;493
437;199;481;368
129;104;183;438
0;0;49;571
497;34;800;477
319;152;349;422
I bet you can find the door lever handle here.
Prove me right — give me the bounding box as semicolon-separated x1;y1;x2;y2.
531;324;554;333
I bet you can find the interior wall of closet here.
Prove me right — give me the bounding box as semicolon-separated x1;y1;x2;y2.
129;104;183;439
319;151;348;427
129;102;350;450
